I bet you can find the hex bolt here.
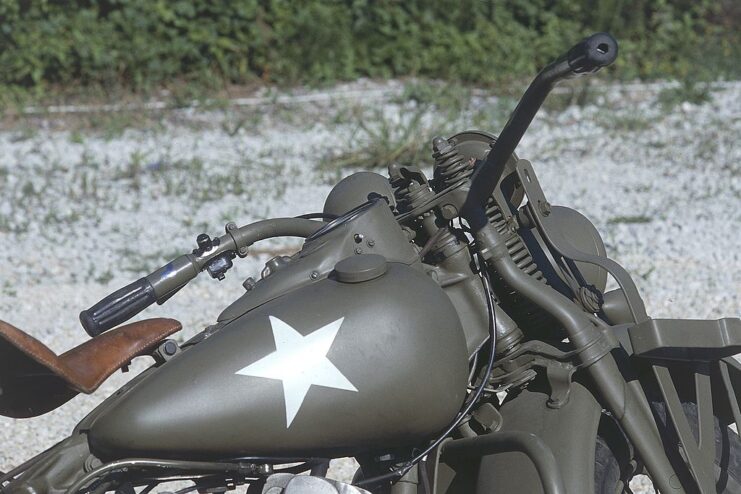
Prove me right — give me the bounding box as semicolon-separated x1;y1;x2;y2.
432;136;452;154
539;200;552;216
163;340;178;356
441;204;458;220
310;271;319;280
367;239;375;247
242;277;256;291
354;247;363;254
225;222;237;232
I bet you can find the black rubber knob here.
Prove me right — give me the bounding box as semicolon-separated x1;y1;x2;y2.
80;277;157;337
196;233;213;254
566;32;618;74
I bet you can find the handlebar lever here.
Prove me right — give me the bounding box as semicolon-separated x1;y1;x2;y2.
80;218;324;337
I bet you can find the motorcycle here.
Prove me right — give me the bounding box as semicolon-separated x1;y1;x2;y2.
1;32;739;494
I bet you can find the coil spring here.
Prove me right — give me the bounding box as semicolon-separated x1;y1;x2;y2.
429;136;556;333
431;136;473;191
485;197;556;332
389;175;435;214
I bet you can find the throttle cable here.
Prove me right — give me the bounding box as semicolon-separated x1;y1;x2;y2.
356;250;498;489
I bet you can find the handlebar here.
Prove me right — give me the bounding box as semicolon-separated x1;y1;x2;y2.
462;32;618;230
80;218;324;337
79;278;157;337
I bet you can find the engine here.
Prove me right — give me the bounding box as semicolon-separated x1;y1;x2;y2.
386;131;606;342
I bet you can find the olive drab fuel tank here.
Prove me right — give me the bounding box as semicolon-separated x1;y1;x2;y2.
86;255;470;459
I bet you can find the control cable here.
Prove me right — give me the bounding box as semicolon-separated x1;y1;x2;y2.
356;250;498;489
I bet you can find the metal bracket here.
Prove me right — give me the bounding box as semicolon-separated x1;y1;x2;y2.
545;363;576;409
630;317;741;361
490;329;616;403
653;364;717;493
542;329;618;408
573;329;618;368
514;160;649;323
472;403;504;432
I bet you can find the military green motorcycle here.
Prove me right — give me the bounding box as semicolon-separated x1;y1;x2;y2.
2;33;739;494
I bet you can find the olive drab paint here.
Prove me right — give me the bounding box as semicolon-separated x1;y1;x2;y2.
86;259;470;458
2;32;740;494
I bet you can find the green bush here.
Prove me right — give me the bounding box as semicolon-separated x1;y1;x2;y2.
0;0;737;96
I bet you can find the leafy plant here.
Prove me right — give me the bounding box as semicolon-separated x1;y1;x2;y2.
0;0;736;104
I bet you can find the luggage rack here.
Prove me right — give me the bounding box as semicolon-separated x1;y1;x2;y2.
627;317;741;493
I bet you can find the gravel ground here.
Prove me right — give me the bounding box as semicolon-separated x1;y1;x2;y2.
0;79;739;493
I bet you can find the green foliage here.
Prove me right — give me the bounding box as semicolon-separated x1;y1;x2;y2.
0;0;737;99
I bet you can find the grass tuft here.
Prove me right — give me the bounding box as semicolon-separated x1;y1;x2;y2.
658;80;711;110
324;107;434;170
607;215;652;225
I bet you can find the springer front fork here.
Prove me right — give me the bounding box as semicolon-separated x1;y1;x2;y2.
473;221;687;494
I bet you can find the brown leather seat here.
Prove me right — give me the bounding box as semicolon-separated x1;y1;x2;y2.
0;318;182;418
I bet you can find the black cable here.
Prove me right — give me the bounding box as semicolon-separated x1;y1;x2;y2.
467;351;480;383
294;212;339;220
355;251;498;489
174;486;199;494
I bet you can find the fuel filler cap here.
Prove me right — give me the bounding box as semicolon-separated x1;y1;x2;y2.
334;254;387;283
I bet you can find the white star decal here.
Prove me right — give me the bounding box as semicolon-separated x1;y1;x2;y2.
235;316;358;427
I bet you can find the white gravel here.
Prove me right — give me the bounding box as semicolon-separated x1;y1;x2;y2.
1;79;739;493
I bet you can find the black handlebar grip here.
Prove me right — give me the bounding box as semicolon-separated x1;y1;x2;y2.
462;33;618;231
565;32;618;74
80;277;157;337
